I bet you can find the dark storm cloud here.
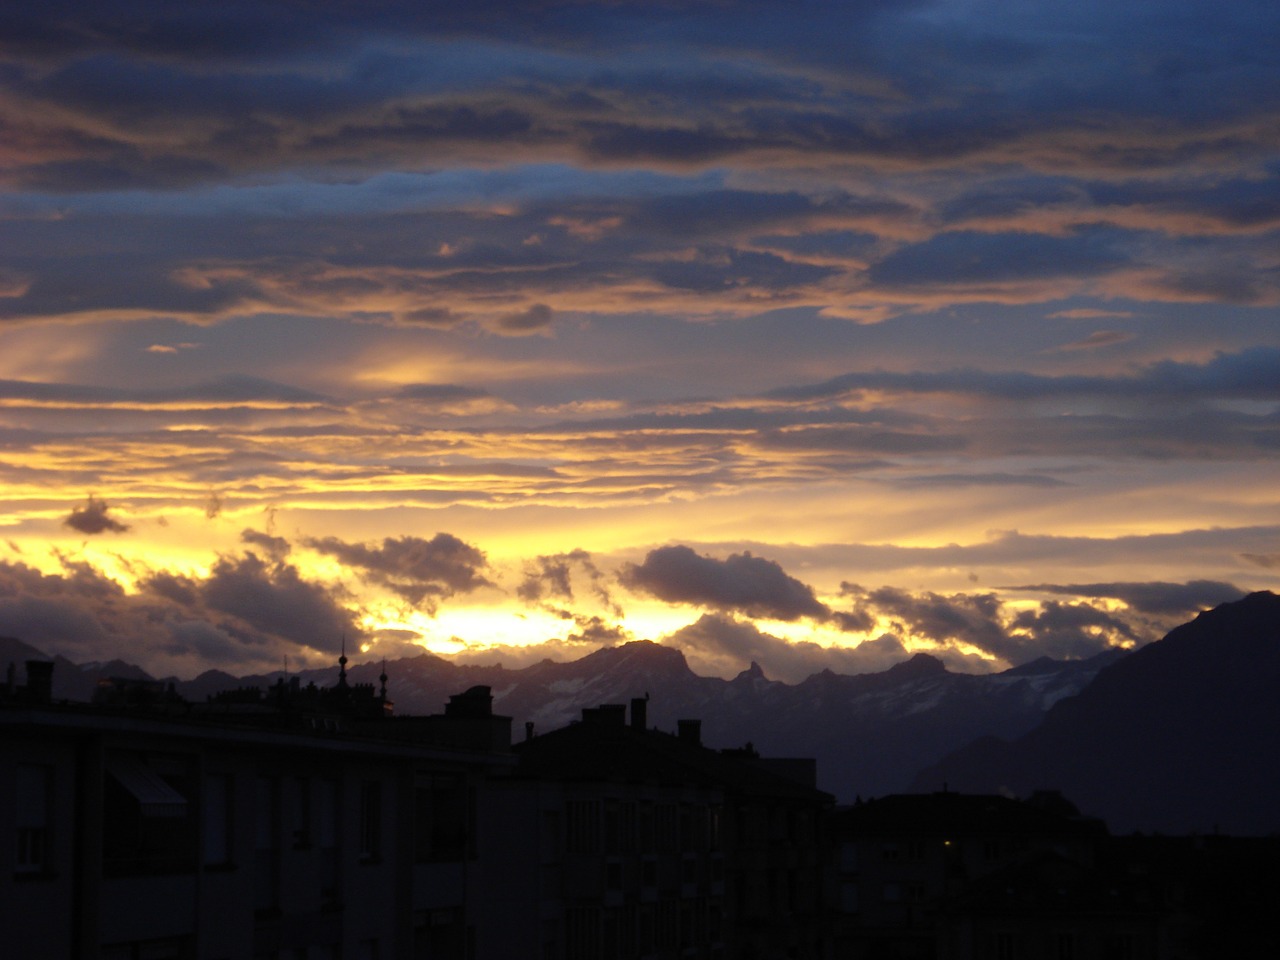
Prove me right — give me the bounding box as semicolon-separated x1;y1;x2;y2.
1006;601;1138;660
1009;580;1246;616
197;553;359;650
860;586;1014;660
64;495;130;534
305;533;492;611
0;554;357;672
849;584;1140;665
622;545;830;622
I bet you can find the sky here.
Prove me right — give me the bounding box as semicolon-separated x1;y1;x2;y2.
1;0;1278;684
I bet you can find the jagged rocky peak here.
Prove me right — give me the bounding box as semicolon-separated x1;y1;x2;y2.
733;661;768;683
884;652;947;679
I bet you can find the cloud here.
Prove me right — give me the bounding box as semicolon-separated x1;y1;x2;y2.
765;346;1280;405
64;495;130;534
194;553;360;651
0;553;357;676
1054;330;1135;352
660;613;911;684
621;545;830;622
517;549;617;615
849;585;1139;665
1007;580;1246;615
491;303;554;335
240;528;291;560
305;533;492;611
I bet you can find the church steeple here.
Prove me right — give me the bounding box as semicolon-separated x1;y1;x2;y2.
336;635;349;690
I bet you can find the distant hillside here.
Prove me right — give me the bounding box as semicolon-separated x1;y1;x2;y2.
911;591;1280;835
0;635;153;702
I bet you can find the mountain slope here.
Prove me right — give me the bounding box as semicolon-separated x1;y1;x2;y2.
911;591;1280;834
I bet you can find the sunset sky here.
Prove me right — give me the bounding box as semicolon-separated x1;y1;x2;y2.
1;1;1278;683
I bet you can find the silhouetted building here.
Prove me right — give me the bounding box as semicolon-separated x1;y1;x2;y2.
834;791;1108;959
495;697;836;960
10;651;1275;959
1;658;513;959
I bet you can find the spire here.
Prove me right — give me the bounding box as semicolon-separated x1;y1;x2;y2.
337;635;349;690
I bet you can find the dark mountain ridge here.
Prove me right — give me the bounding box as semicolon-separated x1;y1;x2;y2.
912;590;1280;835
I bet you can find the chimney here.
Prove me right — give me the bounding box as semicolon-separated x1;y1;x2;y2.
24;660;54;704
582;704;626;726
630;696;648;730
446;685;493;719
677;719;701;746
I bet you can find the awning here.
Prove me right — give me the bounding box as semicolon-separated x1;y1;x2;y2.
106;755;188;818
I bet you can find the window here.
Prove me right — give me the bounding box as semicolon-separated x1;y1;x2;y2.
15;764;52;875
414;773;468;862
655;803;677;853
316;778;340;851
359;781;382;861
255;777;277;853
253;776;279;912
103;752;196;876
566;799;600;855
566;907;600;960
100;936;187;959
290;777;311;849
839;842;858;872
316;778;340;904
202;773;232;866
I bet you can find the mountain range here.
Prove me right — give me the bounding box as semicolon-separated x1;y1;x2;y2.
912;590;1280;835
4;590;1278;833
1;627;1119;801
